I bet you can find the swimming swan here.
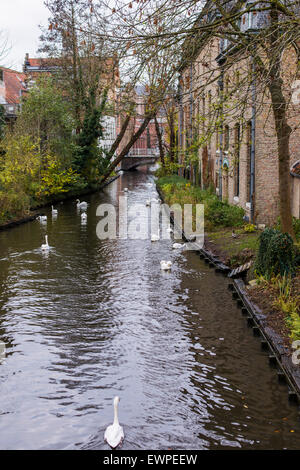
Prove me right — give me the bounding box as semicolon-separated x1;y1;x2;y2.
51;205;58;215
37;215;47;222
151;234;160;242
76;199;88;210
41;235;49;251
160;260;172;270
104;396;124;449
172;243;185;249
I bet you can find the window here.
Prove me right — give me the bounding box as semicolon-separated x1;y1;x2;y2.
248;12;253;29
247;121;252;200
234;124;240;197
224;125;230;151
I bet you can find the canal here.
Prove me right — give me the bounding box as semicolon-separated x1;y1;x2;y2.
0;166;299;450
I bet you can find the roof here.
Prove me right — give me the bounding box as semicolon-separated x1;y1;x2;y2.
25;57;60;68
0;68;27;105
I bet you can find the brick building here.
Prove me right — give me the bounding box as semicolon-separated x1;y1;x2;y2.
117;84;166;157
0;67;27;124
178;3;300;225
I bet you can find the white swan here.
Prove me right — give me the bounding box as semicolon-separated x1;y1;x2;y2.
151;233;160;242
104;396;124;449
81;212;87;220
51;205;58;215
76;199;88;210
160;260;172;270
41;235;49;251
37;215;47;222
172;243;185;249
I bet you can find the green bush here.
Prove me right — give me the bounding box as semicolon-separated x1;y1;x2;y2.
244;223;256;233
0;190;30;222
287;310;300;342
155;158;183;178
205;198;244;227
255;228;295;278
157;175;245;228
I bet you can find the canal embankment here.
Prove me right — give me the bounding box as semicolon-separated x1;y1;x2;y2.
156;173;300;403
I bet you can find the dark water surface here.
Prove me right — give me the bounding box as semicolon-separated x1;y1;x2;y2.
0;167;299;450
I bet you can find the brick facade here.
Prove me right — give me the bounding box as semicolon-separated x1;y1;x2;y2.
178;22;300;225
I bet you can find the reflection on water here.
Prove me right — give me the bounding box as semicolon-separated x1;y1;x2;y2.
0;166;299;450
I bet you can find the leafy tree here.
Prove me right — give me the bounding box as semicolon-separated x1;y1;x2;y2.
0;104;5;140
0;134;40;209
15;77;75;167
74;86;108;182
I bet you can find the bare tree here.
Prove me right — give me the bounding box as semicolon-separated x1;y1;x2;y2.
95;0;300;238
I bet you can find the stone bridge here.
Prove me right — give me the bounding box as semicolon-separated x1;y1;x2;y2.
121;150;159;170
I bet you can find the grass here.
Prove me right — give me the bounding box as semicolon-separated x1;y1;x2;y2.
254;274;300;343
207;227;260;263
157;174;258;266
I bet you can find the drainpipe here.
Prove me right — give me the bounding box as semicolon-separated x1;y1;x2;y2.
250;59;256;223
218;70;224;200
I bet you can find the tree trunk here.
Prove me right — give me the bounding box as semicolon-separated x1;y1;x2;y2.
269;84;295;239
106;114;131;160
100;114;154;183
268;6;295;240
202;145;209;188
154;116;165;167
169;108;176;162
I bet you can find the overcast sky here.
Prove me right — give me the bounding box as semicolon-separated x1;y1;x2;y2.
0;0;49;71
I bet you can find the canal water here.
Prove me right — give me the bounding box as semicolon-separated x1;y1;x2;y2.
0;166;299;450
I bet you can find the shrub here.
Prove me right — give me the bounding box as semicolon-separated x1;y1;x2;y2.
205;198;244;227
0;190;30;222
244;223;256;233
255;228;295;278
155;158;183;178
287;311;300;342
36;157;84;199
157;175;245;228
272;275;300;342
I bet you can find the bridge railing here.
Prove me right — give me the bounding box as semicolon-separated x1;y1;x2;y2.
126;148;159;158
